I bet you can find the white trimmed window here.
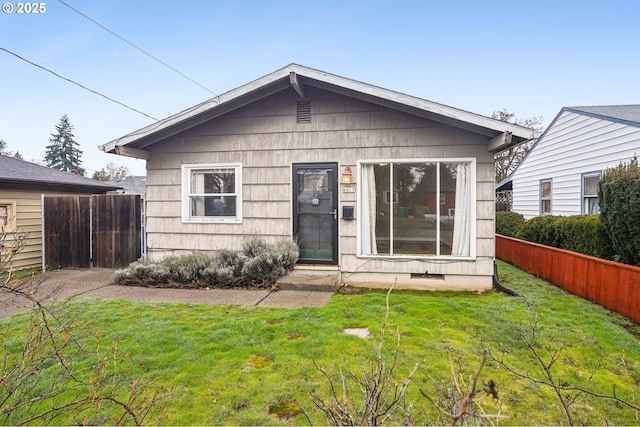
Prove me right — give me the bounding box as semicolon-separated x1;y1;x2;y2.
182;163;242;223
359;159;475;258
540;179;552;215
582;172;601;214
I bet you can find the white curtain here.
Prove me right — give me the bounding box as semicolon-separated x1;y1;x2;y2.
191;170;205;216
360;164;378;254
451;163;471;256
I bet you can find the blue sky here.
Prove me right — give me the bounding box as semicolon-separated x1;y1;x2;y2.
1;0;639;176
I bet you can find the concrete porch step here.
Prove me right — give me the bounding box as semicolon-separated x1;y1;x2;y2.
275;269;341;292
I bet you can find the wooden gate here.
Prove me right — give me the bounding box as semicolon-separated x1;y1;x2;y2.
44;194;142;269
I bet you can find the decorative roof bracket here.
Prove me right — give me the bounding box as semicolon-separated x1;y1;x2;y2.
289;71;306;99
488;131;513;153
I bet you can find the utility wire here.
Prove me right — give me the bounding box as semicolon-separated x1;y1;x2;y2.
58;0;220;99
0;47;159;121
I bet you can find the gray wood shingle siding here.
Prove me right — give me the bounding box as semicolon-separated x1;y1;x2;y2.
144;86;496;284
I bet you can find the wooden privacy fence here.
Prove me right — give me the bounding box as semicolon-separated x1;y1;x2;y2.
496;234;640;324
44;194;142;269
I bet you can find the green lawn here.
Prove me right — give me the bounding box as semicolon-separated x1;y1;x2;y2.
2;260;639;425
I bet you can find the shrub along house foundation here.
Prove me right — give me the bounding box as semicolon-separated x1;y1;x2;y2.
100;64;534;290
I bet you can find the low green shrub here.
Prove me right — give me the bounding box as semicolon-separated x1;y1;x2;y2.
115;239;299;289
114;257;171;284
515;214;614;259
555;215;615;258
516;215;561;247
163;252;214;284
496;211;525;237
201;249;244;288
241;240;300;287
241;237;269;259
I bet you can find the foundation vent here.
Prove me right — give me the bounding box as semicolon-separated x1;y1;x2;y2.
296;101;311;123
411;272;445;280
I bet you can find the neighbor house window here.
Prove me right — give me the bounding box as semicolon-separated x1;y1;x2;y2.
582;172;601;214
0;201;16;231
182;163;242;223
540;179;552;215
359;159;475;258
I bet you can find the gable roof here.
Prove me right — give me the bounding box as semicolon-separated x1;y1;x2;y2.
564;105;640;127
0;155;119;192
107;175;146;194
496;104;640;190
100;64;536;157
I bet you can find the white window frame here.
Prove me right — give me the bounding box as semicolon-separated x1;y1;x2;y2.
581;171;601;214
0;200;16;231
540;179;552;215
181;163;243;223
357;158;476;260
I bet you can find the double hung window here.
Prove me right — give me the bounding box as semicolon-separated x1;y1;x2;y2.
182;164;242;223
540;179;552;215
582;173;600;214
359;160;474;258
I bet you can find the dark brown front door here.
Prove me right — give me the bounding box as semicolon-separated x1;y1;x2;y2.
292;163;338;264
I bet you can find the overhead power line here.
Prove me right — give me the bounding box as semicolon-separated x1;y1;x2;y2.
0;47;159;121
58;0;220;99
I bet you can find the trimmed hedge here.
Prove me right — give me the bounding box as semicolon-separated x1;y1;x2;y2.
598;156;640;266
555;215;614;259
114;238;300;289
513;214;614;259
517;215;562;247
495;211;525;237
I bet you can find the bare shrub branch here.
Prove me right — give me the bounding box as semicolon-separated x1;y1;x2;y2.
1;223;165;425
486;316;640;426
311;283;419;426
420;352;503;426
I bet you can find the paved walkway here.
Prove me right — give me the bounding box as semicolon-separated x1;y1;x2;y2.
0;269;336;318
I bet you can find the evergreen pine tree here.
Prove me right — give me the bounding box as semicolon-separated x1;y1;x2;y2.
0;139;11;156
44;115;86;176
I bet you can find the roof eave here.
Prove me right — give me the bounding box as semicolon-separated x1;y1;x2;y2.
0;178;120;193
100;64;537;154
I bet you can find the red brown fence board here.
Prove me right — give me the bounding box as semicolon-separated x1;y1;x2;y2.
496;234;640;324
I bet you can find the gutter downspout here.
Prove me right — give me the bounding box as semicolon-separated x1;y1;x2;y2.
493;261;531;309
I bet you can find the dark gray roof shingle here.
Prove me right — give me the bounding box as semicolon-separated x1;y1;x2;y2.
0;155;118;191
107;175;146;194
568;105;640;125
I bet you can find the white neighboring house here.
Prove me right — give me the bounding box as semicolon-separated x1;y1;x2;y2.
501;105;640;219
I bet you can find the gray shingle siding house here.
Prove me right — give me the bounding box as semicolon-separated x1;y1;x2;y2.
100;64;534;290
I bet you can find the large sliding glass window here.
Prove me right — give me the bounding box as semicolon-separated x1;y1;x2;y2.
360;160;474;258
